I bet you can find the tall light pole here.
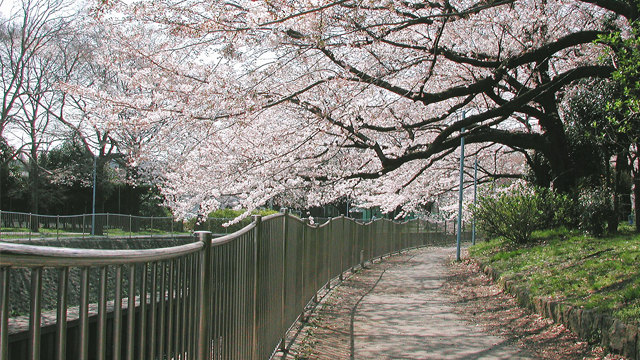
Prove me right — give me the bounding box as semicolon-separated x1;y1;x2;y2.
91;154;97;236
472;156;478;245
456;111;466;262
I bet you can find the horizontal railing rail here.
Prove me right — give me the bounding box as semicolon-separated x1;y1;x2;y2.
0;212;470;360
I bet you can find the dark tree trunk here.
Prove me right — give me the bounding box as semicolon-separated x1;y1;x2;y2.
635;175;640;233
536;60;576;193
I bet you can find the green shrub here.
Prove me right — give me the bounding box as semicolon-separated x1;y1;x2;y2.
535;188;575;229
578;188;615;237
472;184;547;244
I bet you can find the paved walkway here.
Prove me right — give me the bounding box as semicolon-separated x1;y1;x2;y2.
282;246;535;359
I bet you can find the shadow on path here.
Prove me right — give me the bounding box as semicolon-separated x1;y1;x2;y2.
281;247;534;359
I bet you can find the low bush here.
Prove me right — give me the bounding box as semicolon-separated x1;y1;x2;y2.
472;184;546;244
472;184;583;244
578;188;615;237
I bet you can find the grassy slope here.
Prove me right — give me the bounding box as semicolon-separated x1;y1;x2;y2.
468;226;640;324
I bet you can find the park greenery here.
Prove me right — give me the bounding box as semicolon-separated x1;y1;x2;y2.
469;227;640;325
470;181;639;326
472;183;623;243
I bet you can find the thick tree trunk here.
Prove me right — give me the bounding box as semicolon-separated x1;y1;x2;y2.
535;63;576;193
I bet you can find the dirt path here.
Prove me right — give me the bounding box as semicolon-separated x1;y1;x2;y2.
278;246;622;360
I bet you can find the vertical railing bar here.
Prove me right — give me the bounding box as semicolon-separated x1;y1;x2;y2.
182;256;189;360
29;267;43;360
340;218;345;281
251;216;262;360
300;222;306;316
148;263;158;360
56;268;69;360
213;246;221;360
126;264;136;360
0;267;9;360
79;267;90;360
196;250;203;359
244;236;251;358
173;258;184;359
180;257;187;358
236;238;243;358
231;239;242;359
158;262;167;360
187;255;196;359
280;211;288;352
167;260;175;359
223;245;231;359
138;263;148;360
325;221;331;290
97;266;108;360
114;266;123;360
195;231;213;360
222;243;228;359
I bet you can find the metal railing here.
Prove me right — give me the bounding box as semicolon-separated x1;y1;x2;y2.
0;211;185;240
0;212;466;360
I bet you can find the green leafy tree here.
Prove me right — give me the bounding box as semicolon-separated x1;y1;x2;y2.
597;15;640;232
562;79;634;233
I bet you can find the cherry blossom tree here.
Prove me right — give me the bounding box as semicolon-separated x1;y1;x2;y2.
76;0;634;218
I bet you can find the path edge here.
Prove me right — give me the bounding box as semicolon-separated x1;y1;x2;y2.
476;260;639;360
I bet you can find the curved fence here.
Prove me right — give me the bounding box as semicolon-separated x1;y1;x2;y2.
0;213;464;360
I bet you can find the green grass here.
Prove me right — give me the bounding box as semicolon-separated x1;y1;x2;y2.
469;227;640;324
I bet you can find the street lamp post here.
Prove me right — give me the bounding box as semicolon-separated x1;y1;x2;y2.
91;154;97;236
472;156;478;245
456;111;466;262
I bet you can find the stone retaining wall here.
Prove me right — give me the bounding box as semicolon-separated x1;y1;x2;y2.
480;263;639;360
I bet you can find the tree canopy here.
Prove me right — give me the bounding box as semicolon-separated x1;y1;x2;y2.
69;0;637;218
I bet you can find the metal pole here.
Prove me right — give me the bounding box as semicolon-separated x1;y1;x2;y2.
92;155;97;236
456;114;466;262
472;156;478;245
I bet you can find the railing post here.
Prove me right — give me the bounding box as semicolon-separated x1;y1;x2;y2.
195;231;213;360
339;217;344;281
251;215;262;360
280;210;289;353
29;268;42;360
0;267;9;360
326;218;331;290
301;216;307;310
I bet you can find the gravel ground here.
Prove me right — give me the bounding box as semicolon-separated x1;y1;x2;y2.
277;247;627;360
